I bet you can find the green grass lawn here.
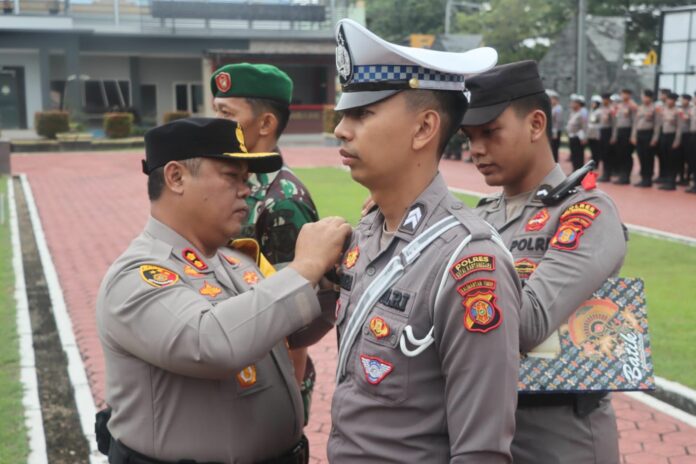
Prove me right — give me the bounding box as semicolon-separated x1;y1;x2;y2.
295;167;696;389
0;175;29;461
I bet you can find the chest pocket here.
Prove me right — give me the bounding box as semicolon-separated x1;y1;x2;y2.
355;312;409;404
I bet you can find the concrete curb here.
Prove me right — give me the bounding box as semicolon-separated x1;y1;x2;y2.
650;376;696;416
8;177;48;464
19;174;108;464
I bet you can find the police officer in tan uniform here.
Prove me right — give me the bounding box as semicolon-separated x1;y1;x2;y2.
329;19;520;463
610;89;638;184
630;89;658;187
595;93;616;182
566;94;588;170
96;117;351;464
587;95;603;167
461;61;627;464
678;94;692;186
688;92;696;193
547;89;563;162
655;92;684;191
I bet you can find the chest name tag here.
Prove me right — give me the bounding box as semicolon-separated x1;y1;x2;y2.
378;289;411;312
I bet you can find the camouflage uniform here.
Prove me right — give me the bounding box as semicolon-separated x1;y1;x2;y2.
240;157;320;423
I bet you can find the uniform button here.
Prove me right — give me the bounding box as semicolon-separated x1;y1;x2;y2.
363;326;370;335
366;267;376;276
389;334;396;343
452;202;463;210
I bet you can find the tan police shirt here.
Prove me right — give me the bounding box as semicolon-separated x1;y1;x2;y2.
613;101;637;131
96;217;320;463
655;106;683;145
566;109;588;141
631;102;658;142
328;174;521;463
475;165;626;352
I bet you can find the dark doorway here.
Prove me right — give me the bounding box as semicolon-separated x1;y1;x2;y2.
0;66;27;129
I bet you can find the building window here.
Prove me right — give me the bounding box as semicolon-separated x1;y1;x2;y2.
82;79;131;112
141;84;157;126
174;83;203;114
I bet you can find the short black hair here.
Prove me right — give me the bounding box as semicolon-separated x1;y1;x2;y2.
681;94;692;100
601;92;612;100
643;89;654;98
147;158;202;201
660;88;671;95
509;91;553;142
403;90;468;157
245;97;290;139
621;88;633;94
668;92;679;101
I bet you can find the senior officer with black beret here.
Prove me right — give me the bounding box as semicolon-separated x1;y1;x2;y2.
329;19;520;463
461;61;627;464
96;117;351;464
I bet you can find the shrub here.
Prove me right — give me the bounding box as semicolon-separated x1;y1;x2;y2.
34;111;70;139
322;104;341;134
103;112;134;139
163;111;191;123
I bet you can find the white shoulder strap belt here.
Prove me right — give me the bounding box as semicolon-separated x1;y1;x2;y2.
336;215;462;382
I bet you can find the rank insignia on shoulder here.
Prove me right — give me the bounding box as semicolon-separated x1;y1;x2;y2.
343;246;359;269
243;271;260;285
399;203;426;234
560;202;601;222
182;248;208;271
199;281;222;298
456;278;496;297
223;255;240;268
359;354;394;385
514;258;537;280
462;289;502;333
369;317;390;339
550;222;585;251
525;208;550;232
184;265;204;278
236;365;257;388
139;264;180;288
450;254;495;281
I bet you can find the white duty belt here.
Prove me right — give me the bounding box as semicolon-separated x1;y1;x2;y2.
336;215;462;382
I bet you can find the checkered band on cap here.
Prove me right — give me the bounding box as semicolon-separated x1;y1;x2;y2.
350;64;466;91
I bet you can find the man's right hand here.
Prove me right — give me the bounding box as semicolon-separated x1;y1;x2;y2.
289;217;352;286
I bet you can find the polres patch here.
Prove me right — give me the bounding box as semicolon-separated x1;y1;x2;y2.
462;289;503;333
560;202;601;222
525;208;550;232
450;254;495;281
360;354;394;385
215;71;231;93
139;264;180;288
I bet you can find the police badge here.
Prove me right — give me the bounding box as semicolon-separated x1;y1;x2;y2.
335;24;354;85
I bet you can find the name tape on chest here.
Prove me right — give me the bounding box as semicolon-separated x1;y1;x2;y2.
139;264;180;288
378;288;411;312
449;254;495;281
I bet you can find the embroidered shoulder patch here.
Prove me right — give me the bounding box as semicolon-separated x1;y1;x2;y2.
450;255;495;281
456;278;497;297
182;248;208;271
139;264;180;288
550;222;585;251
360;355;394;385
343;245;359;269
525;208;550;232
183;265;204;278
514;258;537;280
560;202;601;222
462;289;503;333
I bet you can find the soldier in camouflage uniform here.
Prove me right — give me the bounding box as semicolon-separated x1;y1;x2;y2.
211;63;322;424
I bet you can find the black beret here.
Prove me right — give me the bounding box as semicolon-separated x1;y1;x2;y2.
461;60;546;126
142;118;282;175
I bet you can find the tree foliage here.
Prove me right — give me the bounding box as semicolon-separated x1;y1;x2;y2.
364;0;696;63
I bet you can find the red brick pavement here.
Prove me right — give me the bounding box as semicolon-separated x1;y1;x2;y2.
11;148;696;463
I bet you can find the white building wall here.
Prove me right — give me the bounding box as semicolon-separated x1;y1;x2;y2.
139;57;203;124
0;50;41;129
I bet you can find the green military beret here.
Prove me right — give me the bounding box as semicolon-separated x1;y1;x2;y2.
210;63;293;105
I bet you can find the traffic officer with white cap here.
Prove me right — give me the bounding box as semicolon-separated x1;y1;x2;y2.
330;19;520;463
96;117;351;464
461;60;627;464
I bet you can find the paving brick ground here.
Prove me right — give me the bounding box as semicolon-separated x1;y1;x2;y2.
11;147;696;463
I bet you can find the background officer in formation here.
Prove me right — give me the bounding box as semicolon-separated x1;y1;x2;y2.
587;95;602;167
678;94;692;186
596;93;616;181
210;62;323;422
566;94;588;170
329;19;520;463
630;89;658;187
461;60;627;464
688;92;696;193
547;89;563;162
610;89;638;184
97;117;351;464
654;92;684;190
